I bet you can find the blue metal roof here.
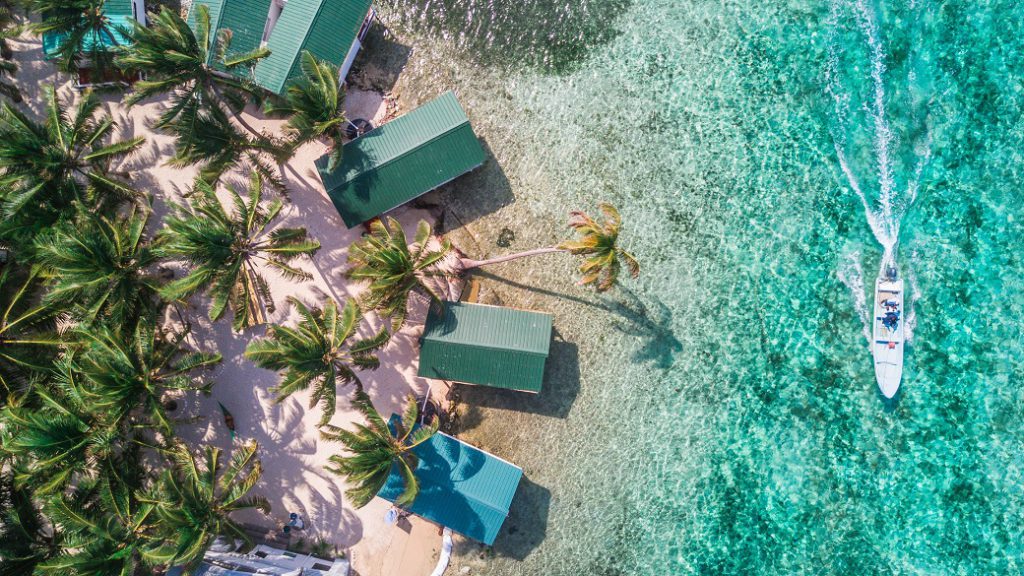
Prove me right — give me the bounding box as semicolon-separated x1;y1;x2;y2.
378;416;523;545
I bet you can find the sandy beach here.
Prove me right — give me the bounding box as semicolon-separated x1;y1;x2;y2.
11;28;448;576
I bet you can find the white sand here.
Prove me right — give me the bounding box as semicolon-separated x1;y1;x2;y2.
11;32;445;576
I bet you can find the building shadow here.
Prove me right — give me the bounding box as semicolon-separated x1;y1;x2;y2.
348;21;412;94
454;331;579;419
384;0;632;74
491;475;550;560
433;138;515;232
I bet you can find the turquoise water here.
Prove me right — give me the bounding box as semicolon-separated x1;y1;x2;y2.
372;0;1024;573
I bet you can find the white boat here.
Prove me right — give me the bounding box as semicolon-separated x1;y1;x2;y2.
872;265;904;398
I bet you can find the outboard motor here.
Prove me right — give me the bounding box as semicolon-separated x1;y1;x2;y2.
884;262;898;281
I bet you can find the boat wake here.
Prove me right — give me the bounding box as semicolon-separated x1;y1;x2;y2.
825;0;931;342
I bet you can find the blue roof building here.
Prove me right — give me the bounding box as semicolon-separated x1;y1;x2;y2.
378;416;523;545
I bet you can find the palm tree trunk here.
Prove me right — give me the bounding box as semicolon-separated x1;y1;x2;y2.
459;247;564;271
207;79;266;140
244;262;268;326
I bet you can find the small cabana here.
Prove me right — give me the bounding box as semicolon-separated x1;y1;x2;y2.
378;417;523;546
418;301;553;393
315;91;486;228
42;0;146;89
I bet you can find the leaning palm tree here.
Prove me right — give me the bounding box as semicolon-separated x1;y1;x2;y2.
346;217;455;333
322;391;437;509
31;0;121;74
33;210;160;327
0;267;61;404
157;175;320;331
245;297;387;426
144;441;270;570
456;203;639;292
264;51;346;170
117;5;269;130
0;86;143;222
68;319;221;434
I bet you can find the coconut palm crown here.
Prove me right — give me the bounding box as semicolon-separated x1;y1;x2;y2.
245;297;387;426
156;175;320;331
33;210;160;327
264;51;346;170
144;441;270;570
322;391;437;509
557;203;639;292
346;218;455;334
0;86;143;224
0;268;61;404
31;0;123;74
117;5;269;129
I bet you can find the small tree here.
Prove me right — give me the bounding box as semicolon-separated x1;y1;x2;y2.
157;175;320;331
322;391;437;509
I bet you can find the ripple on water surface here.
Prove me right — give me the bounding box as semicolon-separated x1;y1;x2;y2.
373;0;1024;573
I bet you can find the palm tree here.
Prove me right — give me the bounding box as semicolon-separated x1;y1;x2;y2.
346;217;455;333
457;204;640;292
157;175;320;331
0;86;143;223
68;319;221;434
166;102;288;187
322;391;437;509
31;0;122;74
0;268;61;404
556;203;640;291
0;473;60;576
33;210;160;327
264;51;346;170
245;297;388;426
0;58;19;103
1;375;122;494
145;441;270;570
117;5;269;130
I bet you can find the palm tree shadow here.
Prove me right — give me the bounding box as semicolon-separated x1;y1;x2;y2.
472;270;682;369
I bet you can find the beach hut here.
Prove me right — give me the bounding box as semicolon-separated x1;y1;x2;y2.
378;416;523;546
418;301;553;393
187;0;374;95
315;91;486;228
41;0;146;89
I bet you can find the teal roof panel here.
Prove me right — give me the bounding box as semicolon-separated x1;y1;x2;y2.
378;417;522;545
254;0;372;94
316;91;486;228
418;302;552;393
187;0;271;70
42;13;134;60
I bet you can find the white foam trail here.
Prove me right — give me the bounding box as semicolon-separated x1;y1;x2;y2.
837;249;871;346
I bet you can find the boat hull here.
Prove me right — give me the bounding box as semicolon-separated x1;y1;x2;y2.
872;276;904;398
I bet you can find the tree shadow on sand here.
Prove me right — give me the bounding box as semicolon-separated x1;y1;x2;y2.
383;0;633;75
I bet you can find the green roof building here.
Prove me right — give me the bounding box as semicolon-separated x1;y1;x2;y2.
315;91;486;228
418;302;553;393
379;416;523;545
187;0;374;95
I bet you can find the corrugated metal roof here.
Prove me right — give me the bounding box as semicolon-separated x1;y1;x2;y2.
418;302;552;393
254;0;372;95
378;416;523;545
187;0;271;70
316;91;486;228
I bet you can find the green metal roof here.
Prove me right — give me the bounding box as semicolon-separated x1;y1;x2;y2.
42;1;135;60
316;91;486;228
187;0;271;70
379;416;522;545
418;302;552;393
254;0;372;95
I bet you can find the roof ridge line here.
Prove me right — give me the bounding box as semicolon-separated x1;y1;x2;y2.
324;95;471;184
421;340;549;356
263;0;326;93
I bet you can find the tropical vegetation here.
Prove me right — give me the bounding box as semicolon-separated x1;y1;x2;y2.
31;0;121;74
322;390;437;508
245;297;388;426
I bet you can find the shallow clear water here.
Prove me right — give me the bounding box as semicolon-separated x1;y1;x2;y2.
372;0;1024;573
